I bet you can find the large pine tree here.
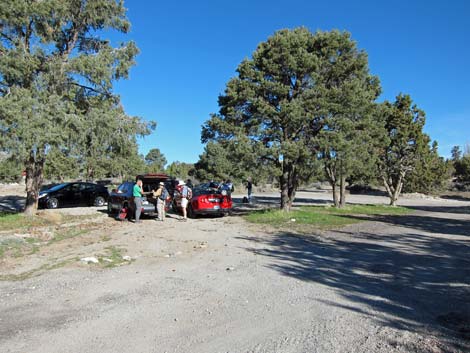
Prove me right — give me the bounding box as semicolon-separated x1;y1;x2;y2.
0;0;152;214
202;28;379;210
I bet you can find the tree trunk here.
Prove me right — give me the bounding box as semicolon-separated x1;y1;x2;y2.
87;165;94;181
383;174;404;207
339;175;346;208
280;159;298;212
331;183;339;207
24;153;45;216
280;168;290;211
288;187;296;210
287;164;298;210
325;164;339;207
391;174;404;206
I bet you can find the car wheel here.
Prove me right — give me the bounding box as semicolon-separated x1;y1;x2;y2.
107;202;115;215
94;196;106;207
47;198;58;209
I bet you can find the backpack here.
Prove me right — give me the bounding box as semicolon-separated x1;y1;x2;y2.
160;187;169;200
117;207;128;221
186;187;193;200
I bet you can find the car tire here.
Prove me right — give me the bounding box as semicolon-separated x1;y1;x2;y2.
94;196;106;207
47;198;58;209
107;202;116;215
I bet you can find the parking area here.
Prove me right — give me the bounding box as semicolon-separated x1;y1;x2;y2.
1;185;470;352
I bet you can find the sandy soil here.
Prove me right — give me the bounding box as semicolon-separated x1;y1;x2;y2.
0;186;469;353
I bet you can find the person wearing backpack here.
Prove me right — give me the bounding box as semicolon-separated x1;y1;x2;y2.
178;180;192;221
154;182;168;221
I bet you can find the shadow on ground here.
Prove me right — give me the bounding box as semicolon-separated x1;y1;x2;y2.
238;212;470;351
230;196;332;216
404;204;470;215
440;194;470;202
346;213;470;237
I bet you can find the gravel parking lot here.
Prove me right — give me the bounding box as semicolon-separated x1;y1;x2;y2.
0;185;469;352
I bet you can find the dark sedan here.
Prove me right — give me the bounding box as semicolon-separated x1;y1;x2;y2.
38;182;109;209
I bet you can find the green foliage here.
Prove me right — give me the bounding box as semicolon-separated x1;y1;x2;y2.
454;155;470;184
0;153;22;182
451;144;470;186
377;94;428;205
44;146;79;181
403;140;450;194
0;0;154;212
192;142;231;181
312;31;381;207
0;213;47;230
165;161;194;180
245;204;410;229
451;145;462;161
202;28;379;210
145;148;167;173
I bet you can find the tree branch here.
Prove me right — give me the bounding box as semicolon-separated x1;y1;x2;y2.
69;82;111;97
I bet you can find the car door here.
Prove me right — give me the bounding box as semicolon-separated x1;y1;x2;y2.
80;183;94;205
68;183;83;206
58;183;76;206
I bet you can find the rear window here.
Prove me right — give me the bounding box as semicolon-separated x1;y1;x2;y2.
47;183;68;192
193;185;222;196
117;182;133;194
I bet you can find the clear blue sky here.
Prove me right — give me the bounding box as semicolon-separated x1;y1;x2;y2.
112;0;470;164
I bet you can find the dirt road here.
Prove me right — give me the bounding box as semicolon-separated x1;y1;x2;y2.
0;190;469;352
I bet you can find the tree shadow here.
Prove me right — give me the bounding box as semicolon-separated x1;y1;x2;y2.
405;205;470;215
238;228;470;350
234;195;333;206
230;196;333;216
346;213;470;237
440;194;470;202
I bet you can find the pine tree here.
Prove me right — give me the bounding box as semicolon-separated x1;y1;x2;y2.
377;94;428;206
0;0;152;214
202;28;379;211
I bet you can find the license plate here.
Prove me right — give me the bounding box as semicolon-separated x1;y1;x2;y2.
213;205;220;210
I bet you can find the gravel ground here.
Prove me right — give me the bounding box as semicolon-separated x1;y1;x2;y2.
0;186;469;352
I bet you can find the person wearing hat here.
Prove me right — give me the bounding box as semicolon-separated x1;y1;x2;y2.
154;181;168;221
178;180;190;221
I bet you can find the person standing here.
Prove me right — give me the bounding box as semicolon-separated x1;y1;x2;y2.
178;180;191;221
133;179;144;223
155;182;168;221
246;180;252;202
186;179;193;190
226;179;234;193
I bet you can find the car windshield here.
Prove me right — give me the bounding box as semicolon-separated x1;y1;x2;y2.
44;183;68;192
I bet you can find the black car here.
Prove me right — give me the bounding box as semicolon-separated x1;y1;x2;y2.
38;182;109;209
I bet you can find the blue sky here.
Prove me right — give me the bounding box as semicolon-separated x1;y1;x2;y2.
112;0;470;164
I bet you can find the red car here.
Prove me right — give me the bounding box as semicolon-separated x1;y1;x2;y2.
173;182;232;218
